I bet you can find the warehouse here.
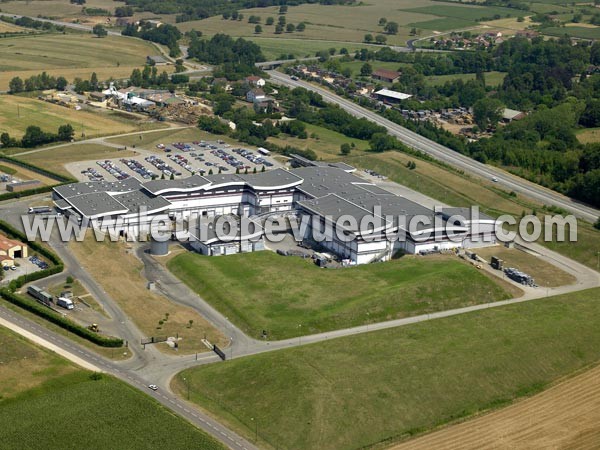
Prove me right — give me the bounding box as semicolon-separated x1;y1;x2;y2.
53;165;496;263
374;89;412;104
0;234;28;260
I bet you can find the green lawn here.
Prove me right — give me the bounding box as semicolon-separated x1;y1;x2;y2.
167;252;514;340
174;287;600;450
425;71;507;87
268;122;371;159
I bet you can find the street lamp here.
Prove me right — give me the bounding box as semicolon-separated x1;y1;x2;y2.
250;417;257;442
183;377;190;400
298;324;302;345
366;312;370;332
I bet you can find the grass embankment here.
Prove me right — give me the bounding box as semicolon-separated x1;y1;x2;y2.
0;326;224;450
69;237;228;353
174;287;600;450
167;251;517;339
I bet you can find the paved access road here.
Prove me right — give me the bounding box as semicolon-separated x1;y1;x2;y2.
267;70;600;223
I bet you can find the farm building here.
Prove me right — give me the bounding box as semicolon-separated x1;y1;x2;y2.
146;55;168;66
502;108;526;122
6;180;41;192
372;69;401;83
0;235;28;260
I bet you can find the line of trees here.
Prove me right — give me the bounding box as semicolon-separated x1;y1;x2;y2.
1;124;74;149
9;72;68;93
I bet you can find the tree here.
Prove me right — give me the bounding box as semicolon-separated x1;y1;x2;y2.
278;15;286;26
595;217;600;231
360;62;373;76
378;17;387;26
8;77;24;94
369;133;399;152
130;68;142;86
275;24;283;34
279;5;288;14
364;33;373;43
472;98;504;130
266;16;274;25
92;24;107;38
340;143;351;155
222;11;230;20
286;23;295;33
297;22;305;32
90;72;99;91
248;15;261;24
58;124;74;142
56;76;68;91
384;21;398;35
1;133;12;148
375;34;387;44
255;25;262;34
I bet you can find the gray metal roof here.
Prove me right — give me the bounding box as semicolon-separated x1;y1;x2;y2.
440;207;495;222
113;189;171;214
141;175;211;194
54;177;141;198
66;192;129;217
291;166;372;198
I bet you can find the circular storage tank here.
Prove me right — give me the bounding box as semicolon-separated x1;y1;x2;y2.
150;238;169;256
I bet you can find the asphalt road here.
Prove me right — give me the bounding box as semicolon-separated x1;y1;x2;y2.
267;70;600;223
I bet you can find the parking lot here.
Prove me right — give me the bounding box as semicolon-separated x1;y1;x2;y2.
73;140;282;182
1;258;44;284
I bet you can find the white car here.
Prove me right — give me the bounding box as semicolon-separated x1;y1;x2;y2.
148;384;158;391
492;177;499;182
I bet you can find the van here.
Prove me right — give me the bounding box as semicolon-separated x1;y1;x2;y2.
56;297;74;310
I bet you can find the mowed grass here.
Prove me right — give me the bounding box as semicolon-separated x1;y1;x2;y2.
346;151;600;270
0;325;79;400
174;287;600;450
17;144;138;178
425;71;506;87
0;33;158;90
268;122;370;159
69;237;228;353
167;251;515;340
0;95;148;140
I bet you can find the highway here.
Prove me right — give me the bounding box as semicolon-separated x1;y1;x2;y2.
267;70;600;223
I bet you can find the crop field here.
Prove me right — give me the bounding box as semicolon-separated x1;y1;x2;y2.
0;325;79;399
345;151;600;270
402;5;517;22
167;251;517;340
424;71;507;87
0;33;158;90
543;26;600;39
393;353;600;449
175;0;440;48
408;17;479;32
173;287;600;450
267;122;370;159
16;143;137;178
69;237;228;354
0;22;27;33
0;95;151;140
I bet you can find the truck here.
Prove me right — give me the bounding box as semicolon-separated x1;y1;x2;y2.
28;206;51;214
56;297;74;310
27;285;54;306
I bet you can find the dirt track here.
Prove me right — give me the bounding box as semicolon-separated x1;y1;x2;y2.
391;364;600;450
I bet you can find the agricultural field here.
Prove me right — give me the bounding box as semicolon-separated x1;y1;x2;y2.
0;324;224;449
403;4;517;22
393;352;600;449
16;143;137;178
576;127;600;144
173;287;600;450
345;151;600;270
0;95;154;141
543;26;600;39
408;17;478;32
167;251;518;340
0;22;27;33
0;33;160;90
268;122;370;159
69;237;228;354
424;71;507;87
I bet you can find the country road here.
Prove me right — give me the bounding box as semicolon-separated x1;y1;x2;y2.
267;70;600;223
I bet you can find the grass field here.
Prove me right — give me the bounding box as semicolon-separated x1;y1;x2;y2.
408;18;478;32
16;143;138;178
0;33;159;90
0;160;58;185
576;127;600;144
424;71;507;87
0;22;27;33
542;26;600;39
173;287;600;450
167;251;517;340
0;325;224;449
0;95;152;141
344;151;600;270
69;237;228;353
402;4;517;21
268;122;370;159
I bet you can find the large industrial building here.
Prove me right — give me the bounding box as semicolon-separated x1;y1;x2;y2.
53;164;497;264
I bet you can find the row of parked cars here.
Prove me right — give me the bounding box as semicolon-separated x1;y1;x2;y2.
234;148;273;167
29;255;48;270
97;160;130;181
145;155;181;178
120;159;155;180
81;167;105;182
